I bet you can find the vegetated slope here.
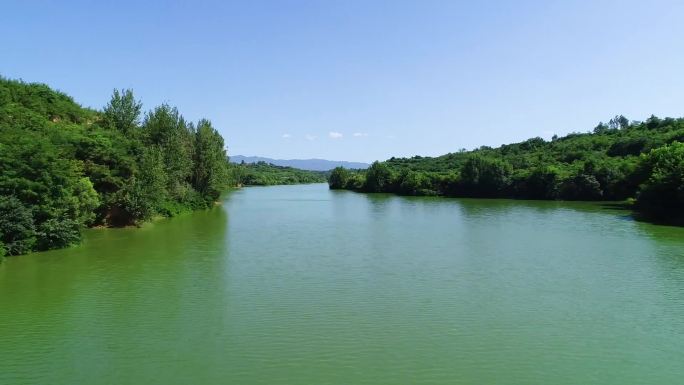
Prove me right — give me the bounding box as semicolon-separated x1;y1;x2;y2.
231;161;327;185
0;77;230;256
329;115;684;221
230;155;369;171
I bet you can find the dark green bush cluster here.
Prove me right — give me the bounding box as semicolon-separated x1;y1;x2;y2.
330;115;684;220
635;141;684;218
0;78;230;255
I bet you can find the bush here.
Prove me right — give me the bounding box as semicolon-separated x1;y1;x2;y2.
328;167;349;189
364;161;393;192
0;196;37;255
514;166;561;199
560;174;603;200
398;171;430;195
345;174;366;190
636;142;684;217
459;156;512;197
35;218;81;250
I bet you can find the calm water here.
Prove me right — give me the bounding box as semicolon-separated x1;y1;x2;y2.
1;184;684;385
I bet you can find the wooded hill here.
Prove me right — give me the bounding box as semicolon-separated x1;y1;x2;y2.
330;115;684;222
231;161;327;186
0;77;230;256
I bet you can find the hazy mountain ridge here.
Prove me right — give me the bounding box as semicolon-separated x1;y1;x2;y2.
230;155;369;171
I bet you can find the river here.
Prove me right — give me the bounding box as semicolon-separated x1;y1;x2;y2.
1;183;683;384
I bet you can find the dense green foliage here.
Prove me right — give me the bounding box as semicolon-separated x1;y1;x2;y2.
635;142;684;218
330;115;684;221
230;161;327;186
0;77;230;255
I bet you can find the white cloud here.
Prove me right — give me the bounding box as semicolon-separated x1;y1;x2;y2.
328;131;343;139
353;132;369;137
281;133;292;139
305;134;317;141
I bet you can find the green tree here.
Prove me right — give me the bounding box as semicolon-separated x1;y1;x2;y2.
345;173;366;190
459;155;512;197
636;142;684;217
193;119;228;203
0;196;36;255
328;167;350;189
111;146;168;224
103;89;142;134
518;165;561;199
560;173;603;200
364;161;393;192
36;218;81;250
398;170;429;195
143;105;194;200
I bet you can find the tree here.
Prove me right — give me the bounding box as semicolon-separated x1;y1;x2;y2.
636;142;684;217
459;155;512;197
608;115;629;130
594;122;609;134
71;177;101;225
345;173;366;190
0;196;36;255
192;119;228;203
328;167;349;189
398;170;432;195
35;218;81;250
143;104;194;199
109;145;168;224
103;89;142;134
364;161;393;192
560;172;603;200
518;165;561;199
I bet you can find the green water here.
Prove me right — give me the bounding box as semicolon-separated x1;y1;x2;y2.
1;184;684;385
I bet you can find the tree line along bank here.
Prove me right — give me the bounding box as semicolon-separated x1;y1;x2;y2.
329;115;684;222
0;78;231;256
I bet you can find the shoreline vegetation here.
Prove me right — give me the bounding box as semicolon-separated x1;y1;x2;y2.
0;77;235;257
329;116;684;224
2;76;683;258
0;77;332;258
231;161;327;186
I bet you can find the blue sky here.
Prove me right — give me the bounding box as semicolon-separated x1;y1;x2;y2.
2;0;684;162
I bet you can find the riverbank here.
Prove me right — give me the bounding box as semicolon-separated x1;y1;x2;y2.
0;77;230;257
328;117;684;223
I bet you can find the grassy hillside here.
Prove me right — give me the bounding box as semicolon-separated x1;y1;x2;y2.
0;77;230;256
329;115;684;222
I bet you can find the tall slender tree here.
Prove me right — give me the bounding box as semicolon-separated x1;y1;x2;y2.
103;89;142;134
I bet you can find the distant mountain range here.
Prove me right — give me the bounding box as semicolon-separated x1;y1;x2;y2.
230;156;369;171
